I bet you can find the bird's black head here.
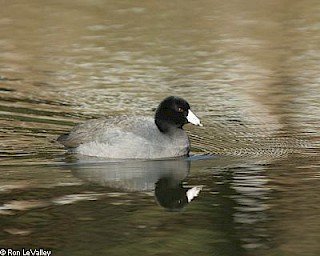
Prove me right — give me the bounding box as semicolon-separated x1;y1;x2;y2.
155;96;202;133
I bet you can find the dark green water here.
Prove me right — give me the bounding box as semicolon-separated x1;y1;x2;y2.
1;1;320;255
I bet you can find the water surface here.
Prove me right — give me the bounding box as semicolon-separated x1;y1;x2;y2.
1;1;320;255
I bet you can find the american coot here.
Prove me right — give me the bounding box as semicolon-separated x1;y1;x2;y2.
57;96;202;159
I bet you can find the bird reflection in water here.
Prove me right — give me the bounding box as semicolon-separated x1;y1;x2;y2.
155;176;202;210
68;156;203;211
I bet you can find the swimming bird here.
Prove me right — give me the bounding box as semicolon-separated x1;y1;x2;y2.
57;96;202;159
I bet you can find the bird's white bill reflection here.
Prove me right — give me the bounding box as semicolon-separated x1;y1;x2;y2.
186;186;203;202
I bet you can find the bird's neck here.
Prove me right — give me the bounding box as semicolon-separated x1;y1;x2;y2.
155;119;182;134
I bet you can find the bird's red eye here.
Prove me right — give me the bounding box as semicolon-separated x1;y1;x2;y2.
178;107;184;112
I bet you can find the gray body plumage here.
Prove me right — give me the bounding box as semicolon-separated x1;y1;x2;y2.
58;116;190;159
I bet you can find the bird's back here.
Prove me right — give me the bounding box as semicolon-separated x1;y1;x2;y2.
58;116;190;159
